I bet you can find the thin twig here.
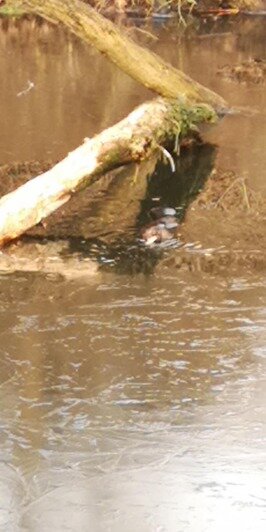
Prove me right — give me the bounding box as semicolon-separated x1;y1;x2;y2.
159;146;176;172
214;177;242;208
241;177;250;210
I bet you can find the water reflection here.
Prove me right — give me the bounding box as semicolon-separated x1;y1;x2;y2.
0;273;265;531
0;15;266;191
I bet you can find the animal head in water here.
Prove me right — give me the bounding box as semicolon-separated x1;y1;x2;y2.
140;216;179;245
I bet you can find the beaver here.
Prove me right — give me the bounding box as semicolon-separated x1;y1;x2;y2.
140;207;179;245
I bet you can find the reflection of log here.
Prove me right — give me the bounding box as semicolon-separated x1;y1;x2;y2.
5;0;227;111
0;239;99;278
0;98;215;247
79;159;157;241
26;159;157;241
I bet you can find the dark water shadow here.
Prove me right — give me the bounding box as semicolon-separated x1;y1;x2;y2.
137;142;216;225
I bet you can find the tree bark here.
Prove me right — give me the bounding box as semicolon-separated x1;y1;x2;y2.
0;98;215;247
5;0;227;112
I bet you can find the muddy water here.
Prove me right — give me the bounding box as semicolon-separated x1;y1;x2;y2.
0;273;265;531
0;15;266;532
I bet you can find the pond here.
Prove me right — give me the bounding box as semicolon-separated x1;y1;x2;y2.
0;13;265;532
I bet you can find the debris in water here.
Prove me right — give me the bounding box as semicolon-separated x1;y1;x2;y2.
17;80;35;97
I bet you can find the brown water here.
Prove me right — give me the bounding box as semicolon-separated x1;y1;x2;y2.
0;14;266;532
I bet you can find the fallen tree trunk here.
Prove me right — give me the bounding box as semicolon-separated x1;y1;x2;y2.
4;0;227;112
0;98;215;246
